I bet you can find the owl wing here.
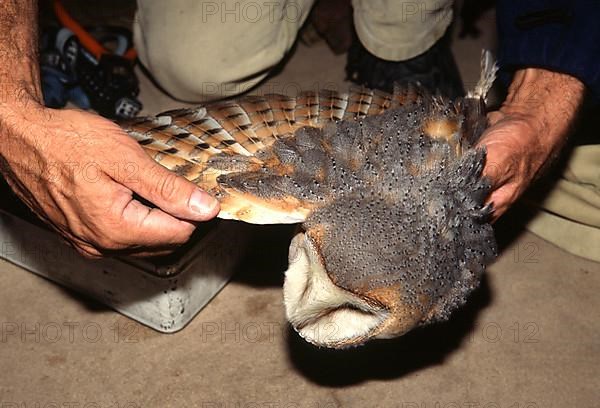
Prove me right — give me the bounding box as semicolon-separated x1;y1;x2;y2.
119;86;424;224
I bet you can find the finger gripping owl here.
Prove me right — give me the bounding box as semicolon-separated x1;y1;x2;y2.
121;51;499;348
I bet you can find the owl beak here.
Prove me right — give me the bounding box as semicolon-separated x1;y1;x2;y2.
283;232;391;348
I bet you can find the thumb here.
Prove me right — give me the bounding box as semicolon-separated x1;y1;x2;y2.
115;153;220;222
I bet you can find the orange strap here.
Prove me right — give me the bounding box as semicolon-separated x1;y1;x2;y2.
53;0;137;61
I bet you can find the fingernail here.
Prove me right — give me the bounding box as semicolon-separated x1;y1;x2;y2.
189;190;219;218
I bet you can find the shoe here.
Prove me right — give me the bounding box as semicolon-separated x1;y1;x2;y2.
345;29;465;99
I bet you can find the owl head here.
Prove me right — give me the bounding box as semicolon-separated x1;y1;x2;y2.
281;113;496;348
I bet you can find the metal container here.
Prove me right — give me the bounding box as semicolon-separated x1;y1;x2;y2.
0;183;254;333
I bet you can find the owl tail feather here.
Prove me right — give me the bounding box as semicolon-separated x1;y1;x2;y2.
467;50;498;103
459;50;498;146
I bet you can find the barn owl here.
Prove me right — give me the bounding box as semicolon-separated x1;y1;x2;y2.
120;51;498;348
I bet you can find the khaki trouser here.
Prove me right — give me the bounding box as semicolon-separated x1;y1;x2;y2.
524;145;600;263
133;0;454;101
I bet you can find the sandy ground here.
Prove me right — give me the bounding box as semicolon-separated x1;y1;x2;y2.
1;6;599;408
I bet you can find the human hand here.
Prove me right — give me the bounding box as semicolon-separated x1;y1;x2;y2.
0;101;220;257
477;68;585;221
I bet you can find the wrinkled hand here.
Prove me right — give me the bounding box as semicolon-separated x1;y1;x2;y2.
0;102;220;257
477;68;585;221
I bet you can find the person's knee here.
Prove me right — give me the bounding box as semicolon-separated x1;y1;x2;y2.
134;0;314;102
134;23;273;101
352;0;454;61
141;44;271;102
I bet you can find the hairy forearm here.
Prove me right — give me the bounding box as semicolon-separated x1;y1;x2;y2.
0;0;46;169
0;0;50;221
500;68;584;168
0;0;42;106
502;68;584;128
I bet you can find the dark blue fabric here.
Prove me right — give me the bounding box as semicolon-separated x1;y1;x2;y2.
496;0;600;100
